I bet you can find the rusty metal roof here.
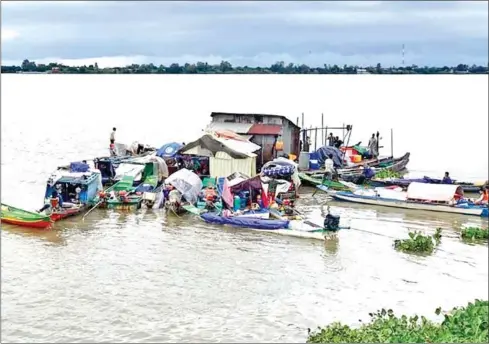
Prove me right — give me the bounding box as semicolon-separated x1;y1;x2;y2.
247;124;282;135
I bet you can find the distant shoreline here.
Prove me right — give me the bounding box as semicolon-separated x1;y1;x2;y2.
2;60;488;74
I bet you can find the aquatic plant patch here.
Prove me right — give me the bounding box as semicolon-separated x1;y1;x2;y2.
307;299;489;343
393;228;442;254
461;227;488;241
375;169;402;179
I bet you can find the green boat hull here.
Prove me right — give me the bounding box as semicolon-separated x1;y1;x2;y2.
298;173;349;190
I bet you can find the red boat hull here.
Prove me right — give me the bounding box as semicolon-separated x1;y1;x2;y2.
1;218;52;229
50;207;84;222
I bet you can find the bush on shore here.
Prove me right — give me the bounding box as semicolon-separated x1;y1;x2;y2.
307;299;488;343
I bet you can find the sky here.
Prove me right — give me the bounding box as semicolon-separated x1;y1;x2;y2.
1;1;488;67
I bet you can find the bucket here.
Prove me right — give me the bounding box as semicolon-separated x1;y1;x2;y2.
298;152;310;170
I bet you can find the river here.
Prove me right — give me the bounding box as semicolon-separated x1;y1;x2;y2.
1;75;488;343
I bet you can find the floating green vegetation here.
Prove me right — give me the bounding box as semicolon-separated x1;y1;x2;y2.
461;227;489;241
307;299;489;343
374;169;402;179
393;228;442;254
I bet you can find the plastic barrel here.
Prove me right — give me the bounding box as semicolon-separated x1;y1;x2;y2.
298;152;310;170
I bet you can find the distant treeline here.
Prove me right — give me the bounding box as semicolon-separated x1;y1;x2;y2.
1;59;488;74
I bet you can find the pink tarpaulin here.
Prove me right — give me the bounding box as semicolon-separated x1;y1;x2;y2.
221;178;234;208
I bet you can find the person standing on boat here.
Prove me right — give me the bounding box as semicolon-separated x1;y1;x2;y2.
327;133;335;147
368;134;378;158
334;136;343;148
442;172;453;184
322;154;335;182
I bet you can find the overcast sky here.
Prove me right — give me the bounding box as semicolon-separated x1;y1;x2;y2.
2;1;488;67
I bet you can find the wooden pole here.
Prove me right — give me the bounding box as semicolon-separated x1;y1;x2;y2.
314;127;318;151
321;113;324;146
390;128;394;157
301;112;305;150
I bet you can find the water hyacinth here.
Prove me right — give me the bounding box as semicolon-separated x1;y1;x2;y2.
393;228;442;254
307;300;489;343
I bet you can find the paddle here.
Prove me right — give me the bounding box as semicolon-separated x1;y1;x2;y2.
82;200;103;221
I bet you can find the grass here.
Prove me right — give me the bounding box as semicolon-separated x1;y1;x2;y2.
460;227;488;241
394;228;442;254
307;299;489;343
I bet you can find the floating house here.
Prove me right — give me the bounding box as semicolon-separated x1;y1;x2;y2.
179;132;261;177
206;112;301;166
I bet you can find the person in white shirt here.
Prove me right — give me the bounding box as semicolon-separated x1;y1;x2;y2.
323;154;335;181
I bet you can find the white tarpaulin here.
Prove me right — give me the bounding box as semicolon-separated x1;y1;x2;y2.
407;182;460;202
165;168;202;204
115;163;145;181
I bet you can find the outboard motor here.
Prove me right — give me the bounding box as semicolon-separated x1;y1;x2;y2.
323;206;341;231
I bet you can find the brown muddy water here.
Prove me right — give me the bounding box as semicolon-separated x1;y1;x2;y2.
1;75;488;343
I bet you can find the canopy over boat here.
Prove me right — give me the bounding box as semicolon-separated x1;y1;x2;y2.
165;168;202;204
114;163;145;181
131;155;169;180
406;182;463;203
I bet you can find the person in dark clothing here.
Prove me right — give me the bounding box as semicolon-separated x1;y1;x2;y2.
327;133;334;147
334;136;343;148
442;172;453;184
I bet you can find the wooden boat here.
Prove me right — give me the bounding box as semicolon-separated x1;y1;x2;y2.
93;176;143;210
330;182;489;217
1;203;52;229
339;153;410;182
41;162;103;221
91;158;167;211
369;176;483;193
164;168;204;216
201;209;348;240
298;172;352;191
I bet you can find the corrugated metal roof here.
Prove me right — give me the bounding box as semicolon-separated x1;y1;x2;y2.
210;112;300;129
247;124;282;135
206;122;254;134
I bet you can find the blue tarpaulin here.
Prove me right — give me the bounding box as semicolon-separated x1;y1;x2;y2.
156;142;183;158
314;146;344;168
201;213;290;230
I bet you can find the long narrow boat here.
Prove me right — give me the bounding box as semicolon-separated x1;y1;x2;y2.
339;153;410;183
298;172;351;190
330;182;489;217
369;176;484;193
1;203;52;229
200;212;348;240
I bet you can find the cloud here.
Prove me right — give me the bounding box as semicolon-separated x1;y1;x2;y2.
1;28;20;42
1;1;487;66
